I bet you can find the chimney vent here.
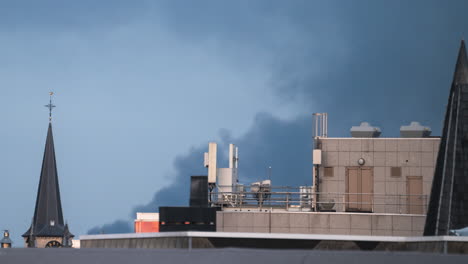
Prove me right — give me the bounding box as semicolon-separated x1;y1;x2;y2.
400;122;431;138
350;122;381;138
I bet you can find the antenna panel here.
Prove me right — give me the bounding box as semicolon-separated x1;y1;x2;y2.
203;152;209;168
207;142;217;183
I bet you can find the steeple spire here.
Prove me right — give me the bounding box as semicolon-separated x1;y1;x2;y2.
452;40;468;86
424;40;468;235
23;94;73;245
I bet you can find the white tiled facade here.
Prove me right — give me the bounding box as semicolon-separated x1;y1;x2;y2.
217;211;426;236
316;137;440;214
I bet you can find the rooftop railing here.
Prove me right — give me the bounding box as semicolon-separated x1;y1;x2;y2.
210;185;428;215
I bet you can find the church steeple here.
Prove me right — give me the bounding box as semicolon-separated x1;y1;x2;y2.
23;94;73;247
424;40;468;236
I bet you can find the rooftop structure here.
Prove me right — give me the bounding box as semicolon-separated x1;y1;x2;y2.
350;122;381;138
400;122;432;138
134;213;159;233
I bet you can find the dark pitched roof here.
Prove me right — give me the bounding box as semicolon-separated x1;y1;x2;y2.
23;122;72;237
424;40;468;235
63;223;74;238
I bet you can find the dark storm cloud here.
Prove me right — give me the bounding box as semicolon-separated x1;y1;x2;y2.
88;140;210;234
88;113;312;234
132;112;313;210
88;1;468;233
87;220;132;235
153;0;468;136
273;1;468;136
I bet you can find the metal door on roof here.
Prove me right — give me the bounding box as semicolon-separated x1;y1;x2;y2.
346;167;374;212
407;176;423;214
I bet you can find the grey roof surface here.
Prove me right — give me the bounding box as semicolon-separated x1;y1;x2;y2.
424;40;468;235
0;248;467;264
79;231;468;242
22;123;72;237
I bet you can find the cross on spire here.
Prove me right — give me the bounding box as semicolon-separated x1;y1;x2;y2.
45;92;56;121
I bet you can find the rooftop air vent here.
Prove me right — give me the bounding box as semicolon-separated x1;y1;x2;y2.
350;122;381;138
400;122;431;138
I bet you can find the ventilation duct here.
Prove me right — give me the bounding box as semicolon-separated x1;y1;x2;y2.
400;122;431;138
350;122;381;138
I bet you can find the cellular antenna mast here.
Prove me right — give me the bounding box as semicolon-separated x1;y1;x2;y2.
45;92;56;122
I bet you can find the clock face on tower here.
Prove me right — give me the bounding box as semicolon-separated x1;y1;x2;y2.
45;240;62;248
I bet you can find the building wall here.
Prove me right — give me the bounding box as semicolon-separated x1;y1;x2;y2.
79;234;468;254
72;239;80;248
135;221;159;233
316;138;440;214
134;212;159;233
217;211;425;236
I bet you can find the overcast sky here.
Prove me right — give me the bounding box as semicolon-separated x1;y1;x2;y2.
1;0;468;244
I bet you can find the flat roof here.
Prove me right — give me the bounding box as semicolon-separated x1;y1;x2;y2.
317;137;440;140
80;231;468;243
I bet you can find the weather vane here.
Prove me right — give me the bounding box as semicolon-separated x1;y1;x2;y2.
45;92;56;121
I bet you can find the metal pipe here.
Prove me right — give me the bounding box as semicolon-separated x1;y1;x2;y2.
325;113;328;137
322;114;325;137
